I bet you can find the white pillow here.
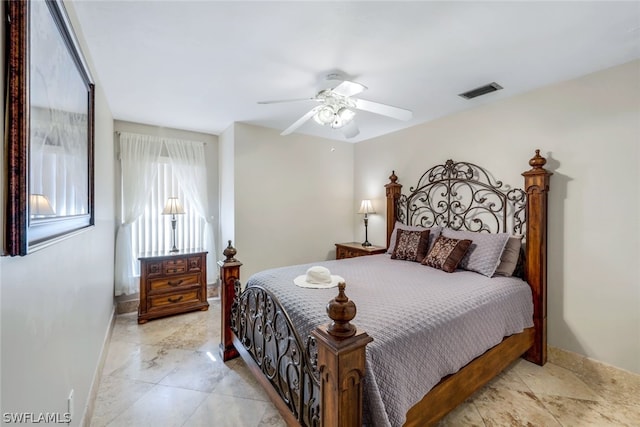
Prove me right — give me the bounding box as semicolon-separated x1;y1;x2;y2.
387;221;441;255
440;228;510;277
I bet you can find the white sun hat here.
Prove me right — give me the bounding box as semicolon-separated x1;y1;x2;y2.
294;266;344;289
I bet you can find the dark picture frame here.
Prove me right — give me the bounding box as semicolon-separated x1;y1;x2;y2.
5;0;95;256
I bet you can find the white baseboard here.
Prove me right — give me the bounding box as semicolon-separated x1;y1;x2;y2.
548;345;640;380
80;304;117;427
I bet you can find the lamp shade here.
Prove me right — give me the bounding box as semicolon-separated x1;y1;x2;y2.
313;103;356;129
29;194;55;216
162;197;185;215
358;199;375;214
331;107;356;129
313;105;337;126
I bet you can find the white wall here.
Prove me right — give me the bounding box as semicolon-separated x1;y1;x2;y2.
0;1;116;424
354;60;640;373
232;123;355;279
218;124;236;262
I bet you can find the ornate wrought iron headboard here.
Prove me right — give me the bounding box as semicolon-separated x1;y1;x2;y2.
396;159;527;235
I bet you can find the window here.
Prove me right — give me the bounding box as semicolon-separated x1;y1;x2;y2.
130;158;205;277
115;132;214;296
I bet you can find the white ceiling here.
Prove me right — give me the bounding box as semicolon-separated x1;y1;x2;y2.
72;1;640;143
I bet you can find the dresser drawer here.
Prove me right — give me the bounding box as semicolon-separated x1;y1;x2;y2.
187;256;203;272
145;261;163;277
148;290;200;310
336;246;354;259
149;273;200;292
163;258;187;275
335;242;386;260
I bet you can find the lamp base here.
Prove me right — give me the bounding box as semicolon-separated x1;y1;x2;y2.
362;216;371;247
169;216;179;253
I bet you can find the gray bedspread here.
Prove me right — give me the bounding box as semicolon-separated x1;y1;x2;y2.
245;254;533;427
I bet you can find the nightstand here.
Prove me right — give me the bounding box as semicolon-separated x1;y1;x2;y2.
335;242;386;260
138;249;208;324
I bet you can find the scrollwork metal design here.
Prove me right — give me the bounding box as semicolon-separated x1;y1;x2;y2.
230;279;241;333
231;285;320;427
398;159;527;234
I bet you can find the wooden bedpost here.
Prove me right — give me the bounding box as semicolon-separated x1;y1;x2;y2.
312;283;373;427
385;171;402;248
522;150;552;366
219;240;242;362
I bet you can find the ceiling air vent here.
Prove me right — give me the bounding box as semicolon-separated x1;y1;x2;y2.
458;82;503;100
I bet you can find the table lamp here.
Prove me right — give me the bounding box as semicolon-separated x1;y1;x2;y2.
162;197;185;252
358;199;375;247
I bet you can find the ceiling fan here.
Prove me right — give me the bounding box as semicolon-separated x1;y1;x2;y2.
258;75;413;139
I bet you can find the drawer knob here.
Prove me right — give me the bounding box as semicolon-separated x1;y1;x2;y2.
168;296;183;303
168;279;183;287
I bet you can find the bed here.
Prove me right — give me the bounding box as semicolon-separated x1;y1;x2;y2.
218;150;551;426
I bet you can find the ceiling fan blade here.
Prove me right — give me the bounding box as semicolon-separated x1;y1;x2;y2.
332;80;367;97
341;121;360;139
258;97;318;104
354;98;413;121
281;106;321;136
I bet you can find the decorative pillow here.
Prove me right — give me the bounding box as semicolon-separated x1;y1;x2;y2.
391;229;430;262
387;221;441;255
512;248;526;279
422;236;472;273
440;229;510;277
494;235;524;277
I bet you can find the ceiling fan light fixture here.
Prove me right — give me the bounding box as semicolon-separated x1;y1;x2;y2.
313;105;336;125
264;76;412;137
331;107;356;129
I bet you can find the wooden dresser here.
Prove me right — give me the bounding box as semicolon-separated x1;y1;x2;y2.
138;249;208;324
335;242;386;260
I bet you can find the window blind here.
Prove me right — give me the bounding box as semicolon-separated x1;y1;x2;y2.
130;158;205;276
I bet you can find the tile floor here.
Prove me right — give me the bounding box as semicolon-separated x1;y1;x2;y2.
91;299;640;426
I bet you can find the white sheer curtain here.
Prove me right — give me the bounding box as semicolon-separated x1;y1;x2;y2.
30;107;89;216
165;138;216;282
114;133;163;296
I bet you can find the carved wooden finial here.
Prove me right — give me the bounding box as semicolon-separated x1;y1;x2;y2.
223;240;237;263
326;282;357;338
529;149;547;169
389;170;398;184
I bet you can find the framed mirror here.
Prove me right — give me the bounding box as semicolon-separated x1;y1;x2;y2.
5;0;95;256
